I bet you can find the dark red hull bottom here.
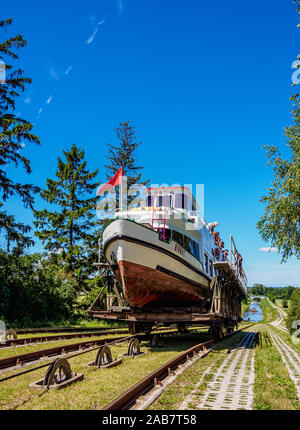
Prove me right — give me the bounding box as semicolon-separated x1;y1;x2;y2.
114;260;207;308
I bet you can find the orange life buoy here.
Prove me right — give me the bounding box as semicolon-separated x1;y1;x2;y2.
215;247;220;260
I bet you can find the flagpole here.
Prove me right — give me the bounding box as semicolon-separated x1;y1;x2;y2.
120;178;123;214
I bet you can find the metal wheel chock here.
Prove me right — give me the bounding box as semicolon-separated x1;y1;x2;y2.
149;334;159;349
123;338;147;358
87;345;122;369
29;358;83;390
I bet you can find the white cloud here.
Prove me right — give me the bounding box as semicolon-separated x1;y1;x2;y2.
258;247;278;253
65;65;72;75
86;18;105;44
48;66;59;81
46;95;53;105
24;97;31;104
38;108;43;115
86;28;98;44
21;142;26;148
116;0;126;14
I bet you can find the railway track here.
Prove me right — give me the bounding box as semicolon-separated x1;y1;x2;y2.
0;327;206;376
103;324;254;410
181;328;257;410
1;325;206;349
1;328;128;348
0;335;128;373
14;326;123;335
268;327;300;400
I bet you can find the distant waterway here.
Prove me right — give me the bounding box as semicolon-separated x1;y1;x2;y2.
243;300;263;322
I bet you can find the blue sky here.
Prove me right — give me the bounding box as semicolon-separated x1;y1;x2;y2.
1;0;300;287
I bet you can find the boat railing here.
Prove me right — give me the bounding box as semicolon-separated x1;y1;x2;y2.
115;206;205;222
230;234;247;292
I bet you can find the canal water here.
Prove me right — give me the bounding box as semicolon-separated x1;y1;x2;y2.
242;300;263;322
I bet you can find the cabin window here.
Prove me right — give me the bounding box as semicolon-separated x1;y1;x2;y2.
172;230;184;247
157;194;172;207
171;230;201;262
209;259;214;277
158;228;171;242
184;236;193;254
192;241;200;261
204;253;209;273
175;193;188;209
147;195;153;207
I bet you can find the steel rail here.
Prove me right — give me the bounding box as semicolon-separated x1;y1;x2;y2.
1;325;196;348
103;324;254;410
1;328;128;348
0;335;129;371
14;326;124;335
0;332;144;383
0;327;206;382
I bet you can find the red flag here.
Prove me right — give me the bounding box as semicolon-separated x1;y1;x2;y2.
97;167;123;195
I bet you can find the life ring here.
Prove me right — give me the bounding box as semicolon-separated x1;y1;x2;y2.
215;247;220;260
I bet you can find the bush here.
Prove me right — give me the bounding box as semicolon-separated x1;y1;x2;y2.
281;299;288;309
287;289;300;332
0;251;77;327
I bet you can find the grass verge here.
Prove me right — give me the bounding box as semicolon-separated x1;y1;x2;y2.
253;325;300;410
260;299;277;323
149;328;253;410
0;330;211;410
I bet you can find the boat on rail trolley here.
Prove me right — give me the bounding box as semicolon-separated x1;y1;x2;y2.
88;186;248;340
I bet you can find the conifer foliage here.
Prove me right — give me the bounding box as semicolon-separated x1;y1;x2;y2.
105;121;149;188
0;18;40;252
34;144;99;280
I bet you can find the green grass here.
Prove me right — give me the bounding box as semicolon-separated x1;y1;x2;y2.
2;323;298;410
15;328;127;340
10;319;125;331
241;302;250;315
275;299;291;309
260;299;277;323
150;325;300;411
0;333;127;360
253;325;300;410
269;325;300;354
149;328;253;410
0;330;212;410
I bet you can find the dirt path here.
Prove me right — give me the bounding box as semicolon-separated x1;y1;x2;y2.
267;299;289;334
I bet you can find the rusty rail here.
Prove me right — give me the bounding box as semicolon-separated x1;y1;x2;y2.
0;327;206;375
0;335;128;370
1;328;128;348
103;324;254;410
1;325;204;348
14;326;124;335
103;339;215;410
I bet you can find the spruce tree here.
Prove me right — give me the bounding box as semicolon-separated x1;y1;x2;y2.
104;121;149;208
0;18;40;251
34;144;99;282
0;204;33;252
105;120;149;187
